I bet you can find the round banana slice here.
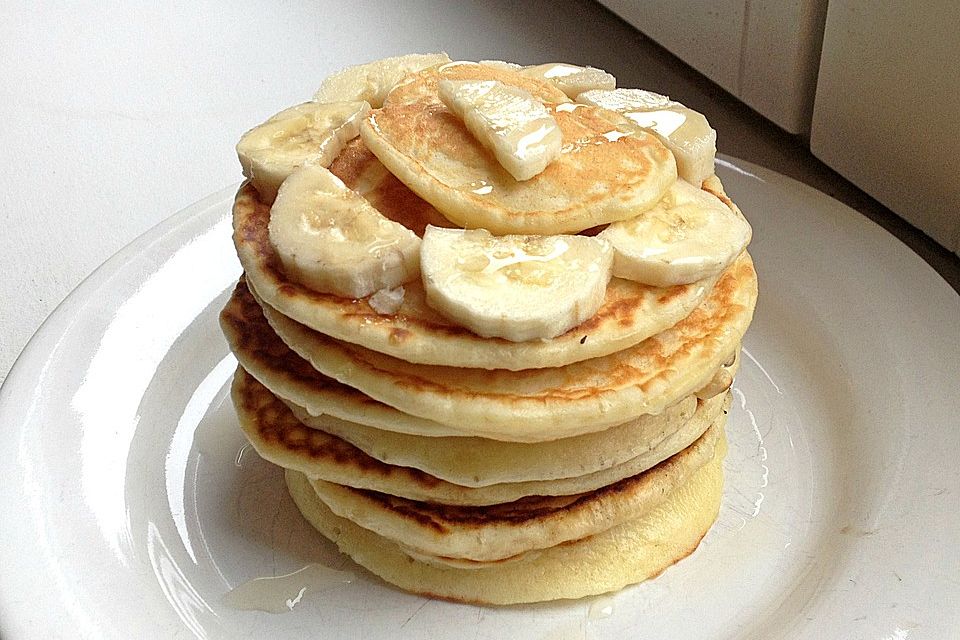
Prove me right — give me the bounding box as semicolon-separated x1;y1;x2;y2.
236;100;370;203
598;179;752;286
268;164;421;299
520;63;616;98
313;52;451;107
577;88;716;186
420;226;613;341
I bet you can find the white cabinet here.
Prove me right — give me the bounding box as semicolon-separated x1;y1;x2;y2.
600;0;828;134
810;1;960;256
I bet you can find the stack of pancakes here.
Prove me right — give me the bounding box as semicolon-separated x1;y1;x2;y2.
220;58;758;605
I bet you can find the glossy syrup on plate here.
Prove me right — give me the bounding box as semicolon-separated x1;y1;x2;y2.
223;564;355;614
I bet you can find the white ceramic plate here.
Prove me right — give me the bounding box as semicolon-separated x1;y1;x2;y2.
1;159;958;639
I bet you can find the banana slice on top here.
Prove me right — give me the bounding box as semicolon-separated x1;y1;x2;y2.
269;164;421;299
598;179;751;287
421;226;613;341
313;52;451;107
437;79;562;181
520;63;615;98
237;101;370;203
577;89;716;186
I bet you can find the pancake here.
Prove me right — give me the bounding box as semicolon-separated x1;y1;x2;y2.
306;421;721;563
233;181;720;371
284;395;696;486
284;431;726;604
221;277;737;451
238;250;755;440
232;366;730;505
393;546;534;571
284;347;736;485
362;62;678;234
285;390;730;487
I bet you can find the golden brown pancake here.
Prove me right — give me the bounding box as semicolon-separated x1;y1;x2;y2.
362;62;678;234
285;389;731;488
231;365;730;505
234;250;755;440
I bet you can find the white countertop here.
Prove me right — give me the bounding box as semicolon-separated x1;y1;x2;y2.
2;1;957;385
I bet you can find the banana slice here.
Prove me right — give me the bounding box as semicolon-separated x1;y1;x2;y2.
421;226;613;341
577;88;716;186
478;59;523;72
521;63;615;98
598;179;751;286
437;79;562;181
269;164;421;299
314;52;451;107
237;101;370;203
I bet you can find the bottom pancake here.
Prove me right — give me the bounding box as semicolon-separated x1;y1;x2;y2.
285;431;726;605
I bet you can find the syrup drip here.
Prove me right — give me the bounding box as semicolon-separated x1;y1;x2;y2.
222;563;354;614
587;595;615;619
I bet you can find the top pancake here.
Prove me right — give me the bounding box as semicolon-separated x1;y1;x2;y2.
361;62;678;234
233;178;719;371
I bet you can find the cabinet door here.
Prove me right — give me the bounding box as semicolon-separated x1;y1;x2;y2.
811;1;960;255
600;0;826;134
